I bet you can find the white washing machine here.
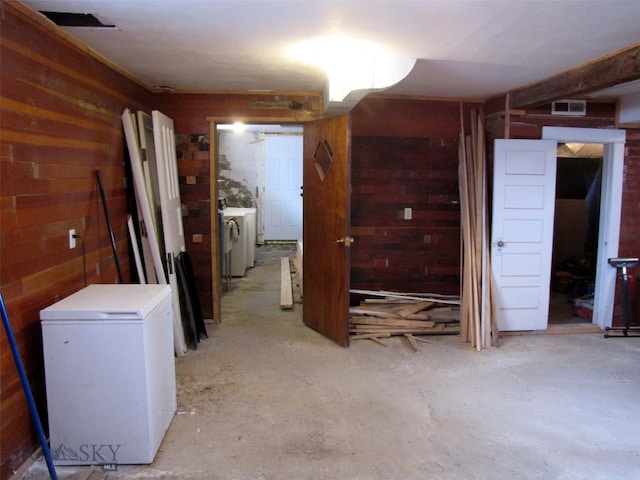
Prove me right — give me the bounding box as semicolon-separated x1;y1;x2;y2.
221;218;234;283
244;208;257;267
223;207;256;276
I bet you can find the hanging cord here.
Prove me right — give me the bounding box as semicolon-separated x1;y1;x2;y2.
0;292;58;480
73;233;87;287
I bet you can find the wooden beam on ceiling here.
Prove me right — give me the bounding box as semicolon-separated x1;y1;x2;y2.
509;43;640;109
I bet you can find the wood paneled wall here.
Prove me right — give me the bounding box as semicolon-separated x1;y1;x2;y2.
350;135;461;294
618;129;640;326
2;2;639;476
0;3;152;477
158;96;479;317
349;98;480;295
175;134;213;319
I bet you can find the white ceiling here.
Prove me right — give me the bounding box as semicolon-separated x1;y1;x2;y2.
20;0;640;100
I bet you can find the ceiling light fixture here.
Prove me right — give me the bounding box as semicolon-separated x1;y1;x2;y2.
288;34;416;112
218;122;247;133
565;142;585;154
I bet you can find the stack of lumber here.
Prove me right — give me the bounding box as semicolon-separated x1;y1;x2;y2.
349;290;460;347
458;106;498;350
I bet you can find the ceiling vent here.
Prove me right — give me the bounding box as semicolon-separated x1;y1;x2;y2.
40;11;115;28
551;99;586;116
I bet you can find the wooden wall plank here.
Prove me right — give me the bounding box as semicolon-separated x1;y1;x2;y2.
174;134;214;319
0;3;153;475
349;99;469;304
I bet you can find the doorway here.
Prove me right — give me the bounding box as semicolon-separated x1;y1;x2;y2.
491;128;625;332
549;143;603;328
215;123;303;318
209;115;351;346
216;123;303;245
542;127;626;330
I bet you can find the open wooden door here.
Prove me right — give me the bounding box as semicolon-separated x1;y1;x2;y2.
303;115;351;347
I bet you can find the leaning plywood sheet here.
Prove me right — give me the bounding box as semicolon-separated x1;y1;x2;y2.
137;110;165;284
152;110;189;353
123;111;164;284
122;109;187;357
127;215;145;283
280;257;294;310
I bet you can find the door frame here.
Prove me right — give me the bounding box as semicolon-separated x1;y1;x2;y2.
542;127;626;330
208;116;308;323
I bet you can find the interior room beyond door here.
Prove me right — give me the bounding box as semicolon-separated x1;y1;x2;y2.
550;144;603;326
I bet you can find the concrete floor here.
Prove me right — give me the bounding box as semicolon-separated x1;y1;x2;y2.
22;245;640;479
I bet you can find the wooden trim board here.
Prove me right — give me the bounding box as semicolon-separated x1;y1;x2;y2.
280;257;294;309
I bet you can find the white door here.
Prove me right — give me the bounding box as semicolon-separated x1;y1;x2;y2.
122;110;186;357
263;135;303;240
491;139;557;331
136;111;165;284
152;110;187;354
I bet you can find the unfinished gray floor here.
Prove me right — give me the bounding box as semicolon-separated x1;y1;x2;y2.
23;245;640;480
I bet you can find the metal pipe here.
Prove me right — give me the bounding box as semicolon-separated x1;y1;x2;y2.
96;170;124;283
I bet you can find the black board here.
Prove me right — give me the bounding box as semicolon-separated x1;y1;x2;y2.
175;251;207;350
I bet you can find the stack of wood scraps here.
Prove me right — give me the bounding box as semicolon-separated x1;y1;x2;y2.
458;106;497;351
349;289;461;350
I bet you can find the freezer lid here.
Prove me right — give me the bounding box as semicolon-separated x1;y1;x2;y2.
40;284;171;321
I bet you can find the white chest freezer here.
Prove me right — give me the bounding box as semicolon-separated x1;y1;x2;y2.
40;284;176;465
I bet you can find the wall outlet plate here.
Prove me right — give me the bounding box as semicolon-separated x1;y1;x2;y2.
69;229;76;249
404;207;412;220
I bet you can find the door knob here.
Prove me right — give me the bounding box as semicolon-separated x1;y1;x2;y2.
497;240;505;248
336;236;355;246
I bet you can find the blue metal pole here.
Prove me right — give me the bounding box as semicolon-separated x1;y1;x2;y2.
0;292;57;480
